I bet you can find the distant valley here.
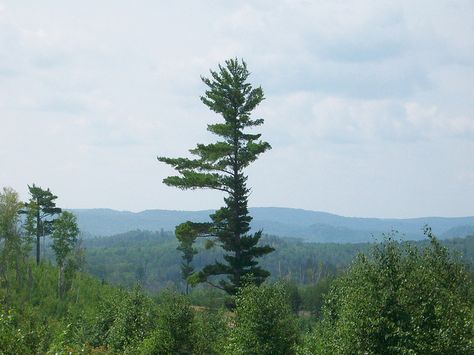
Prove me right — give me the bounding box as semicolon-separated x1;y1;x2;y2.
71;207;474;243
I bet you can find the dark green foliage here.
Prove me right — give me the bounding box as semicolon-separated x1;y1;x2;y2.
51;211;80;299
80;231;356;294
193;309;229;354
83;230;181;291
226;282;299;355
23;184;62;265
51;212;79;268
158;58;273;295
0;259;123;354
80;228;474;290
2;181;473;354
299;277;333;317
48;320;92;354
0;307;30;354
0;187;27;301
139;291;194;354
106;285;157;351
188;285;227;309
89;292;119;348
281;279;302;314
305;229;474;354
175;222;206;294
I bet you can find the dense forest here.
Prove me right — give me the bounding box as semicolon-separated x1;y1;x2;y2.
2;186;474;353
74;229;474;293
80;231;359;291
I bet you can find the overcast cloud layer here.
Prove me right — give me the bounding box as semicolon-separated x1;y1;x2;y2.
1;0;473;218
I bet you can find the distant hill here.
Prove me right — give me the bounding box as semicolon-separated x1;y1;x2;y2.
70;207;474;243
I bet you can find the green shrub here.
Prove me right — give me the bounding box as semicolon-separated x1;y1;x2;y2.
139;291;194;354
226;282;299;355
0;307;29;355
193;308;228;354
107;286;157;351
304;230;474;354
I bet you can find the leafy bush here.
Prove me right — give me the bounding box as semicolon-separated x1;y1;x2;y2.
226;282;299;355
193;308;228;354
304;229;474;354
0;307;29;355
139;291;194;354
106;286;157;351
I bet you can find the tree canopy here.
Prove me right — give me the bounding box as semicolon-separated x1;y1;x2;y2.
158;58;274;296
23;184;62;264
305;228;474;354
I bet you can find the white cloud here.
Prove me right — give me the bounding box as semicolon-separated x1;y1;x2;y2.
0;0;473;217
261;92;474;147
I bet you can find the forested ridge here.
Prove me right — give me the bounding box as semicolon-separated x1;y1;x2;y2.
71;207;474;242
2;189;474;353
76;229;474;292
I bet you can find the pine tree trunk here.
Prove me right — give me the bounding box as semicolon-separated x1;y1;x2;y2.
28;265;33;301
58;265;64;299
0;257;7;294
36;200;40;264
15;253;21;287
36;235;40;264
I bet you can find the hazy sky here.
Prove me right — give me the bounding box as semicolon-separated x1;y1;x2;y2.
1;1;473;218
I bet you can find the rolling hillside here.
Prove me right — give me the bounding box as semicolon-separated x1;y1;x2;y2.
71;207;474;243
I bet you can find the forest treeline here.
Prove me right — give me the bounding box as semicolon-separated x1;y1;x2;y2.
2;185;474;353
78;229;474;290
2;227;473;352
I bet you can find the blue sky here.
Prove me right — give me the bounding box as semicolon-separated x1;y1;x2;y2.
1;1;473;217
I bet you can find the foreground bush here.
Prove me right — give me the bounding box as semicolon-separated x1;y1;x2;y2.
226;282;299;355
139;291;195;354
303;229;474;354
0;307;29;354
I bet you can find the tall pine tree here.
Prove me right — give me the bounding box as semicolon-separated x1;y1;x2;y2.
22;184;62;264
158;58;273;295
